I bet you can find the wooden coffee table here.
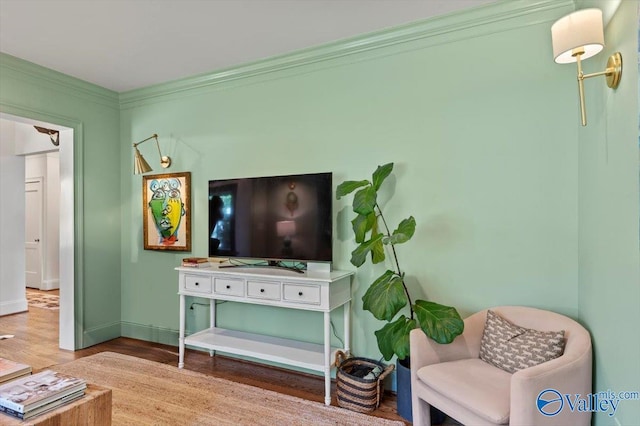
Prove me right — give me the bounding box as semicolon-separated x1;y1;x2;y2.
1;383;112;425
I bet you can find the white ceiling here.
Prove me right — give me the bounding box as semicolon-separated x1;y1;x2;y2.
0;0;494;93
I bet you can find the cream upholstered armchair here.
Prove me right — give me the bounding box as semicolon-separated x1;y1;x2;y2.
410;306;592;426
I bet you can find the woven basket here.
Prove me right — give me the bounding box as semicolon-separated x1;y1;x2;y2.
334;350;395;413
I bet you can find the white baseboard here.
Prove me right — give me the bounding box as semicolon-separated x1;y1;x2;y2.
0;298;28;316
41;279;60;291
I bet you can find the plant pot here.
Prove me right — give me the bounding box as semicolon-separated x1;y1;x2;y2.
396;358;446;425
396;358;413;421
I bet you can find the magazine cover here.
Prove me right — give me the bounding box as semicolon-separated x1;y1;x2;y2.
0;370;85;413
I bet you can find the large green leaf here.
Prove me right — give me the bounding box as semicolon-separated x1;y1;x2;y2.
374;315;416;361
383;216;416;245
336;180;369;199
350;234;383;267
414;300;464;344
372;163;393;191
351;213;376;244
362;270;406;320
370;219;385;264
353;186;377;216
370;237;385;264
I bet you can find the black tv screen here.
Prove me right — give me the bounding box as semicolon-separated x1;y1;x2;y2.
208;172;332;263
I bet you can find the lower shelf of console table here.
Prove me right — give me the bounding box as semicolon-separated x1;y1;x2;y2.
176;265;354;405
185;327;341;372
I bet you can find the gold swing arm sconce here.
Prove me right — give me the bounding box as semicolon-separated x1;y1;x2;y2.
133;133;171;175
551;8;623;126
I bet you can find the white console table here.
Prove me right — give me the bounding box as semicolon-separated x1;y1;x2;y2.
176;265;353;405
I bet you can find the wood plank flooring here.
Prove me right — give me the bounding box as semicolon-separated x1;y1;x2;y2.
0;302;409;425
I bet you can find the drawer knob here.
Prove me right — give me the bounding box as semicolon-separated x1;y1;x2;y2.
298;291;303;296
226;285;231;289
260;288;265;293
195;282;199;286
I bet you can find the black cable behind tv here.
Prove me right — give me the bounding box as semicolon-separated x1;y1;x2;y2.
218;260;305;274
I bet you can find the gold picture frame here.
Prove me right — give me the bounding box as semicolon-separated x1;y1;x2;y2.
142;172;191;251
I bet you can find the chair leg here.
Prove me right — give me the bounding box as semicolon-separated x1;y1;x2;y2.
412;397;432;426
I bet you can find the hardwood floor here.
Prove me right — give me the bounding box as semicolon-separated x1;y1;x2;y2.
0;304;409;424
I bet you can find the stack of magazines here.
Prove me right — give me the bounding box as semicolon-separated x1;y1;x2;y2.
0;370;86;420
0;358;32;384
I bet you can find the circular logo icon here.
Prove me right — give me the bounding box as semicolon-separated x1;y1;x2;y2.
537;389;563;416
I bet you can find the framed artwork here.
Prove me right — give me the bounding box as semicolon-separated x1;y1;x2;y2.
142;172;191;251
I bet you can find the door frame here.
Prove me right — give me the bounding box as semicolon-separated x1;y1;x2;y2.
1;105;83;351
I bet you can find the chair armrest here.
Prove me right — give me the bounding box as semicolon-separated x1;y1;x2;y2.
409;309;487;370
409;328;473;369
510;342;592;426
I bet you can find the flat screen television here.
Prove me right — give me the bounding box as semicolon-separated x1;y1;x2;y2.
208;172;332;264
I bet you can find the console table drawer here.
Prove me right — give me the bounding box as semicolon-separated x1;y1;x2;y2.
214;277;244;297
247;280;281;300
283;283;321;305
184;275;212;293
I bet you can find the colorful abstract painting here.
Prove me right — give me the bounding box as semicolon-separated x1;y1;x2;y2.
142;172;191;251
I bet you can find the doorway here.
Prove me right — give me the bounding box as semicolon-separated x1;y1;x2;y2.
25;178;44;289
0;113;75;350
24;152;61;292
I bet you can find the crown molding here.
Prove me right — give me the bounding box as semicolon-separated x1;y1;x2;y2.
0;53;119;109
118;0;574;108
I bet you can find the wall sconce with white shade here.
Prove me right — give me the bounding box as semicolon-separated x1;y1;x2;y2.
132;134;171;174
551;8;622;126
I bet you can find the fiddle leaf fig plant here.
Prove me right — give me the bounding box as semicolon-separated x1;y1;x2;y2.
337;163;464;361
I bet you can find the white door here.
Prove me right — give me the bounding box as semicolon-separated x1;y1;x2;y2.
25;179;43;289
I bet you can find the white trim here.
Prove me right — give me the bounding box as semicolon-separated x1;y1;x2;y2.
0;298;27;316
0;112;76;351
58;127;74;350
41;279;60;291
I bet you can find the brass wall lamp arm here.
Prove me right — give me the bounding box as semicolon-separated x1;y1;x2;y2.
572;49;622;126
581;52;622;86
132;134;158;148
132;134;171;174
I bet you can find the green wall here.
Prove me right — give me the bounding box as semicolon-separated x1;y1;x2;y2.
2;1;638;423
0;54;122;347
578;1;640;425
119;0;585;378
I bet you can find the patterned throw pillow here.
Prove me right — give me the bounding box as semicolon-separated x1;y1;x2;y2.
479;310;565;373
